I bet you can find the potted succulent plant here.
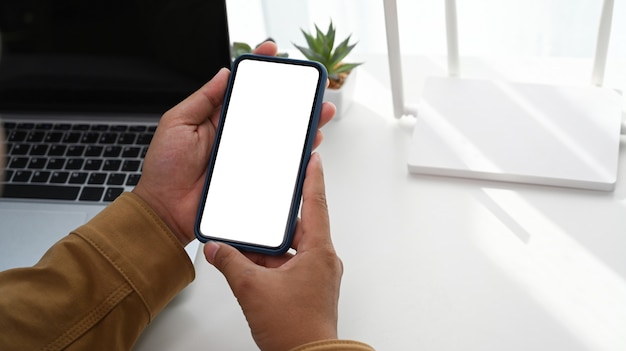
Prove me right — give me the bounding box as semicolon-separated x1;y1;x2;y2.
293;21;362;117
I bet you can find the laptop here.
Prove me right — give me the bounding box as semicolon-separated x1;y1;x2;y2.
0;0;232;270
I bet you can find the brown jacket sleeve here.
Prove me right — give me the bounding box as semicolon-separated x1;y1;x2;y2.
0;192;195;350
291;340;376;351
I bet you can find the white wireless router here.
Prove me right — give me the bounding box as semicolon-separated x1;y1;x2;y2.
384;0;623;191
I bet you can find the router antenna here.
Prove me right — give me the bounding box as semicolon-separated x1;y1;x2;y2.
445;0;460;77
384;0;412;118
591;0;614;86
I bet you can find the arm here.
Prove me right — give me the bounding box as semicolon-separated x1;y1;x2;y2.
0;192;193;350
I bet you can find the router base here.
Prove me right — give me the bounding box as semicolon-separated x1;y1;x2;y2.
408;77;623;191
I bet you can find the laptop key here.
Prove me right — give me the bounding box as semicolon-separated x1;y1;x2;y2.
67;145;85;156
46;158;66;170
32;171;51;183
54;124;72;130
122;146;140;158
129;125;147;132
103;146;121;157
48;145;67;156
126;174;141;186
122;160;141;172
65;158;85;170
8;157;29;169
79;187;104;201
30;144;49;156
103;159;121;171
72;124;90;131
81;132;100;143
44;132;64;143
16;123;35;130
4;170;15;181
91;124;109;131
104;187;125;202
2;184;80;200
26;131;45;142
3;121;16;130
63;132;82;143
136;133;153;145
50;171;70;184
84;159;103;170
10;144;30;155
111;125;128;132
69;172;88;184
99;132;119;144
28;158;47;169
88;173;107;184
85;145;103;157
35;123;53;130
107;173;126;185
13;170;32;182
118;133;137;144
8;130;27;142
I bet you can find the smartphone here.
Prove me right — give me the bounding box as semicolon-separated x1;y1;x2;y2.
194;54;327;255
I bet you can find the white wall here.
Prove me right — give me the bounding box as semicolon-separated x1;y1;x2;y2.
226;0;625;58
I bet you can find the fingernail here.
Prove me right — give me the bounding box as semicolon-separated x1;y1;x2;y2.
312;152;323;169
205;241;220;263
213;67;230;80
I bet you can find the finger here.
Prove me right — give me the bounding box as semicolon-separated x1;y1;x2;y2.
296;152;333;252
252;41;278;56
163;68;230;126
204;241;258;279
318;102;336;129
242;251;294;268
312;130;324;150
312;102;335;149
290;217;304;249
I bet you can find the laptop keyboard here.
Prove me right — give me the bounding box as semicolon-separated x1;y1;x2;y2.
1;120;156;203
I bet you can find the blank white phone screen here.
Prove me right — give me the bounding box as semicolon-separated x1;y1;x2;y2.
199;58;321;248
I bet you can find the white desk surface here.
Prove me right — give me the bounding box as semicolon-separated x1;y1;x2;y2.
134;55;626;351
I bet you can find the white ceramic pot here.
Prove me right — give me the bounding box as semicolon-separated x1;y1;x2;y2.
323;69;357;119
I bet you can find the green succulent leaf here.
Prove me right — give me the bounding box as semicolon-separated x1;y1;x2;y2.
333;62;361;75
301;29;318;52
329;36;356;67
314;24;326;49
323;23;335;59
293;20;362;87
293;44;325;63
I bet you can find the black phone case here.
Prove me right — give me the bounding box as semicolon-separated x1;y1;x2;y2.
194;54;327;255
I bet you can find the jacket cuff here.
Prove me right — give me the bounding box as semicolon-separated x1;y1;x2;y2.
290;339;376;351
72;192;195;321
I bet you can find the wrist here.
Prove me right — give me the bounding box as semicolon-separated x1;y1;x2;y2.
131;187;192;246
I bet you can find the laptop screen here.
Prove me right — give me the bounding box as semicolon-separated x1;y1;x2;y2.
0;0;232;114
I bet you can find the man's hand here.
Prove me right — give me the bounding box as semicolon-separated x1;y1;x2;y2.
204;153;342;351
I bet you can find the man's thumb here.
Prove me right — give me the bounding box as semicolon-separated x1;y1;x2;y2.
203;241;251;276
